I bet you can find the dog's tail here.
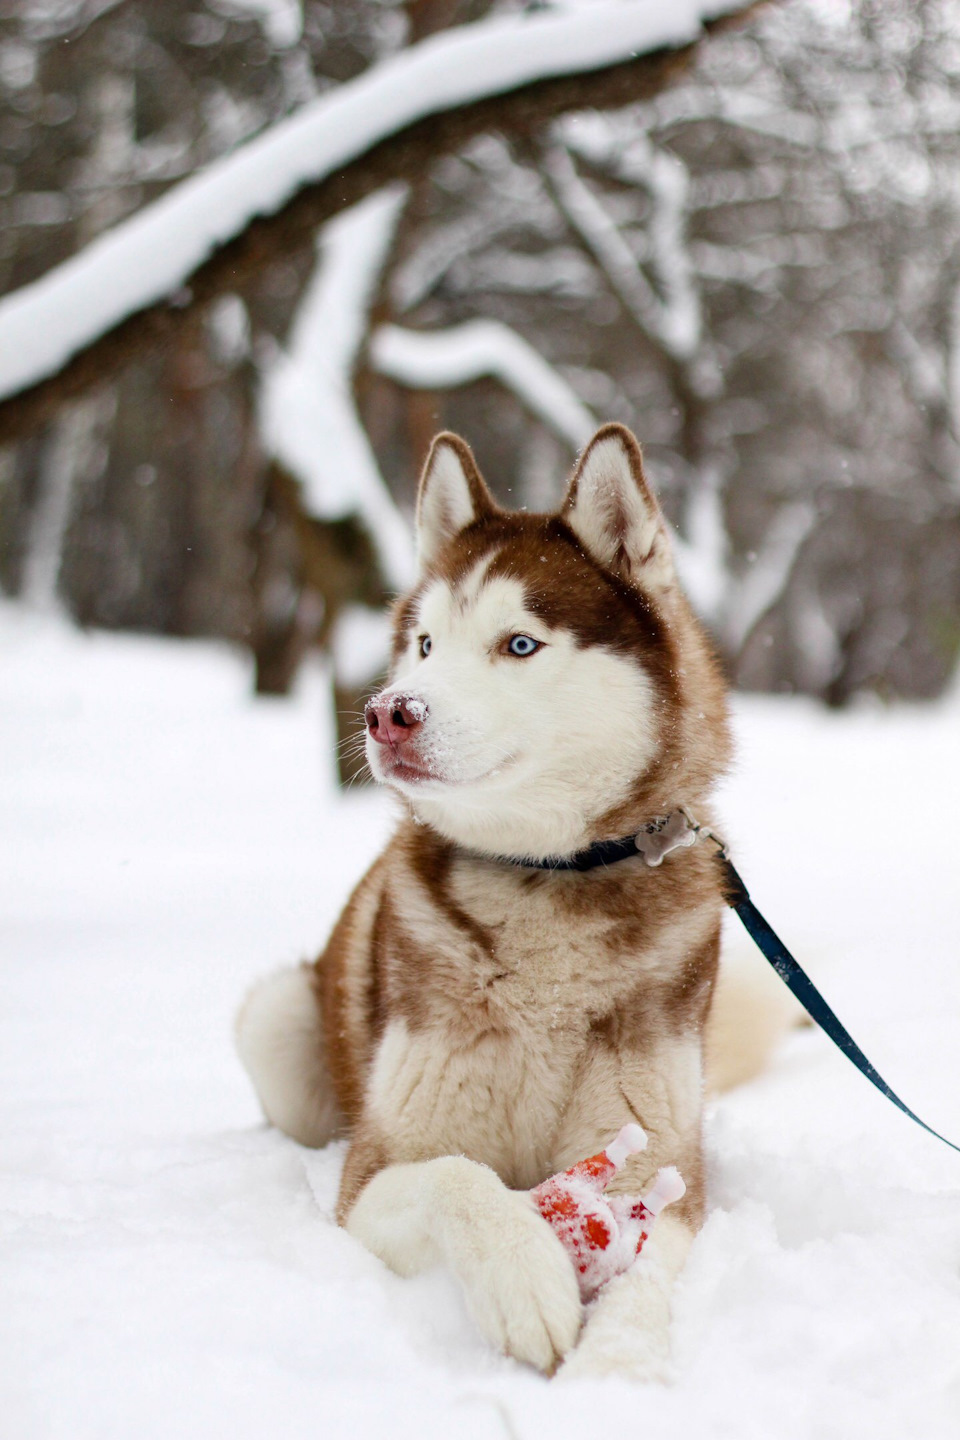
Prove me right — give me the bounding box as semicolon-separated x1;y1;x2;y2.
704;940;809;1094
235;963;343;1146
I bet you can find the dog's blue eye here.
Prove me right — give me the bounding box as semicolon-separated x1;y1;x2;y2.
507;634;539;657
419;635;432;658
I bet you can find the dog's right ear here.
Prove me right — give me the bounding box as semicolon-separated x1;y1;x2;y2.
561;423;674;591
415;433;496;572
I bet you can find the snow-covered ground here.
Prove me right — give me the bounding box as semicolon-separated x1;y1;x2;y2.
2;603;959;1439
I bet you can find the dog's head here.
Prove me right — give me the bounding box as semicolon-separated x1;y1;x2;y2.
364;424;731;859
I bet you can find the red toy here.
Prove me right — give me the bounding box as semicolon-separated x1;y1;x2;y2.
530;1124;686;1303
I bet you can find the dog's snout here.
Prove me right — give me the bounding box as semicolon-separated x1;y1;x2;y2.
365;695;428;747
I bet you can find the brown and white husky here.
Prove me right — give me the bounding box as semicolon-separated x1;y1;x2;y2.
236;423;789;1380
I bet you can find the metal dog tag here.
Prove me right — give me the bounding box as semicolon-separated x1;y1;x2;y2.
634;811;697;867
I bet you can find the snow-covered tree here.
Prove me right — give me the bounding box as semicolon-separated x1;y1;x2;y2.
0;0;745;779
370;0;960;702
1;0;958;730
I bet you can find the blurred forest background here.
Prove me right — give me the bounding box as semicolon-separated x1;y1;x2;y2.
2;0;960;783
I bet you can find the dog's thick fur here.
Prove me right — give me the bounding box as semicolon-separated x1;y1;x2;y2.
237;425;782;1380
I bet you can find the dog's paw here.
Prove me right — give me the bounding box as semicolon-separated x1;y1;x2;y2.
346;1155;582;1372
556;1260;674;1385
429;1161;582;1373
557;1212;690;1383
459;1187;583;1373
558;1326;673;1384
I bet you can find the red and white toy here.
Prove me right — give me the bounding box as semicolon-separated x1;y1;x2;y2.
530;1124;686;1303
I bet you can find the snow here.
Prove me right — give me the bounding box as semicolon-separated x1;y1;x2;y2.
554;112;702;363
221;0;304;49
0;0;752;403
259;189;414;586
371;319;595;449
544;134;700;367
20;401;100;611
2;601;959;1439
331;604;393;690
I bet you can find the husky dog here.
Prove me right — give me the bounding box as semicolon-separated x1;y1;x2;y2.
237;424;779;1380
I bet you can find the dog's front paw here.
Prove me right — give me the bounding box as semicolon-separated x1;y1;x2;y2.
459;1185;583;1373
424;1159;581;1372
556;1259;674;1384
558;1325;673;1384
346;1155;582;1372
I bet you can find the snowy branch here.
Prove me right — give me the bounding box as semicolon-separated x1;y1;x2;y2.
543;142;679;358
542;132;703;367
0;0;756;444
557;113;702;361
259;190;414;588
370;319;596;450
721;502;818;650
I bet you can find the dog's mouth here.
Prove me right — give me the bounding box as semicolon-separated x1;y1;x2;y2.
375;747;520;793
375;749;438;785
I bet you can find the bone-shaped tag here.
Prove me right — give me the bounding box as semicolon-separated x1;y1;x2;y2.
634;811;697;867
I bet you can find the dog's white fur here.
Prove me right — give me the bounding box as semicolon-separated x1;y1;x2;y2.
235;965;342;1146
348;1155;583;1373
370;563;660;858
237;969;700;1378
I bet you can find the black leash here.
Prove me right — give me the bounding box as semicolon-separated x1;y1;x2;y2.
510;814;960;1156
719;854;960;1156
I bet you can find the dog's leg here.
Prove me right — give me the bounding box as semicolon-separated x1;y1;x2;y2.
235;963;343;1146
550;1031;705;1383
345;1153;583;1372
559;1212;693;1383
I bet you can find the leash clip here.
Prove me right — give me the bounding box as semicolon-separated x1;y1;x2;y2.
678;805;730;861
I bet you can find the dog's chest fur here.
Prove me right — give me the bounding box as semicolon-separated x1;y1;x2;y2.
351;826;720;1189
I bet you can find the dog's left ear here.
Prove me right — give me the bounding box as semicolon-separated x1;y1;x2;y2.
416;432;497;572
561;424;674;590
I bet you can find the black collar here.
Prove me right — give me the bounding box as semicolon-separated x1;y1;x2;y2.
510;833;644;872
503;809;716;872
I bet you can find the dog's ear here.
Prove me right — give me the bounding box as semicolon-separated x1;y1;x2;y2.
415;432;497;572
561;424;674;589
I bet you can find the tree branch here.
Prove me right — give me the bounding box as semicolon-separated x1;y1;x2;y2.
370;318;595;450
0;5;762;448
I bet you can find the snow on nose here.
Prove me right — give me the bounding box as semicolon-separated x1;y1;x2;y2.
364;694;428;748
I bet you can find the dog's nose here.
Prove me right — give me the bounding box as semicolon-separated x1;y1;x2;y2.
364;695;428;747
